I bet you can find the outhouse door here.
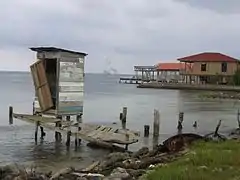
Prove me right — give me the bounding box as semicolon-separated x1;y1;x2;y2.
30;60;54;112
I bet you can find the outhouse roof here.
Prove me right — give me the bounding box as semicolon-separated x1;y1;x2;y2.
30;47;88;56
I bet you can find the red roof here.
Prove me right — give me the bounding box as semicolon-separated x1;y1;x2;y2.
155;63;185;71
177;52;239;63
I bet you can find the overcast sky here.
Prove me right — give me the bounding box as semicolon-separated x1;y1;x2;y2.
0;0;240;74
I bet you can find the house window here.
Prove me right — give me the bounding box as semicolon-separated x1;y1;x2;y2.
221;62;227;72
201;63;206;72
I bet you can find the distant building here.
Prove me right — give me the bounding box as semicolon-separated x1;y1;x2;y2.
155;63;184;82
178;52;240;84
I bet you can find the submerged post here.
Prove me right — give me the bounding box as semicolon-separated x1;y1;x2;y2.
122;107;127;129
35;121;40;143
177;112;184;130
153;109;160;138
237;109;240;128
144;125;150;137
66;116;71;148
9;106;13;125
40;127;46;140
55;115;62;141
75;114;82;147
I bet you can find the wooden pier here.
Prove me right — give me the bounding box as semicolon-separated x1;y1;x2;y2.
119;66;157;84
137;82;240;92
119;77;143;84
10;108;140;150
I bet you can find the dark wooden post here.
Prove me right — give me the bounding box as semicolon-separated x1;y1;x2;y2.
35;121;40;143
66;116;71;148
55;115;62;141
144;125;150;137
9;106;13;125
177;112;184;130
237;109;240;128
40;127;46;140
121;107;127;129
214;120;222;137
32;101;35;115
153;109;160;138
76;114;82;147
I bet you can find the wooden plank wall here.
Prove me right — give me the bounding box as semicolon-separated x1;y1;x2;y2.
58;54;85;115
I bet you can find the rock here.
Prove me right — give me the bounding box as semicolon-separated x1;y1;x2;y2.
197;166;208;170
108;167;130;180
126;169;145;178
132;147;149;158
0;165;19;180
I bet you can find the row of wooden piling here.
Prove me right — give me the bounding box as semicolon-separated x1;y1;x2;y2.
9;106;83;149
143;111;186;138
9;105;193;150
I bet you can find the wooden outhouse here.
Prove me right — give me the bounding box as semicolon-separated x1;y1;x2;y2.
30;47;87;117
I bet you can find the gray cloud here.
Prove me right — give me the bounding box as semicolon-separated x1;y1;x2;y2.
0;0;240;73
175;0;240;14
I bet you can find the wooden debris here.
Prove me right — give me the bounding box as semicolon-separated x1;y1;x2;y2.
204;120;227;141
50;167;74;180
12;113;140;149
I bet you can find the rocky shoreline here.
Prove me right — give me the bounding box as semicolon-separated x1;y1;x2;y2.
200;92;240;100
0;133;202;180
1;127;240;180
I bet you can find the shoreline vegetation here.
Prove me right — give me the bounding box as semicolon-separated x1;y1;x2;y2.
1;123;240;180
144;140;240;180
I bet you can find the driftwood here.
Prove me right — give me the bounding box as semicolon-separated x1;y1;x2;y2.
204;120;227;141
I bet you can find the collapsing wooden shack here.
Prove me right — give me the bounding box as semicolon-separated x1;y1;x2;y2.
10;47;140;150
30;47;86;117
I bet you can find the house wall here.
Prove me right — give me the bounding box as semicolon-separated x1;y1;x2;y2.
184;62;238;76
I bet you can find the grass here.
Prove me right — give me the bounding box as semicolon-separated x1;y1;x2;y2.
144;140;240;180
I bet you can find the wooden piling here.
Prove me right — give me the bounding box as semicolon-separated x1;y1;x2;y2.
122;107;127;129
119;113;123;121
214;120;222;137
40;127;45;140
144;125;150;137
76;114;82;147
35;121;40;142
237;109;240;128
9;106;13;125
153;109;160;138
66;116;71;148
177;112;184;130
55;115;62;141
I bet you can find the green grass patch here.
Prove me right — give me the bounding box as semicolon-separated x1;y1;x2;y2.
144;140;240;180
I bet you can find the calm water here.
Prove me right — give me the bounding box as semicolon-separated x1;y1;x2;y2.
0;71;240;171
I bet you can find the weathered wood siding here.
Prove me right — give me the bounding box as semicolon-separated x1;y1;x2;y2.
30;60;53;112
58;54;85;115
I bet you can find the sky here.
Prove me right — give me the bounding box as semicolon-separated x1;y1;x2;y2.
0;0;240;74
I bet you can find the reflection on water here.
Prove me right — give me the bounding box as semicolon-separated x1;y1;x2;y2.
1;72;240;171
